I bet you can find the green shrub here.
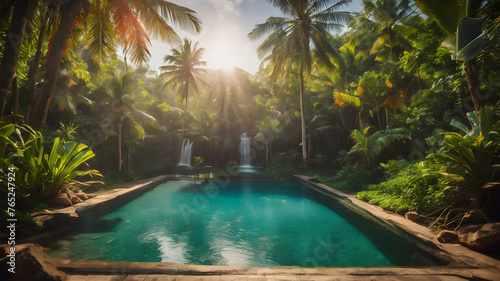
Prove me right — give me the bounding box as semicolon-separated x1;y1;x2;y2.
194;156;204;166
1;122;102;201
322;163;376;192
266;150;307;180
428;106;500;197
24;137;102;200
308;154;329;168
356;162;449;214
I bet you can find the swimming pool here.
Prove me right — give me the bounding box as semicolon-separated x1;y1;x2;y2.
44;180;443;267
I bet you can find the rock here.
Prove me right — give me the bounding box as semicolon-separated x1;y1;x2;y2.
70;195;82;205
69;195;82;204
457;223;500;252
46;193;72;208
75;192;88;201
437;230;459;244
457;224;483;248
31;210;55;223
404;212;420;222
66;190;82;204
0;243;67;281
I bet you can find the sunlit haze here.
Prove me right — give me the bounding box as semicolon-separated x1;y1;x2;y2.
147;0;362;74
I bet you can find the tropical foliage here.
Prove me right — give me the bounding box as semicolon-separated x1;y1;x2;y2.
0;120;100;236
430;107;500;195
249;0;352;162
23;137;102;199
161;39;206;138
357;162;449;214
1;120;101;200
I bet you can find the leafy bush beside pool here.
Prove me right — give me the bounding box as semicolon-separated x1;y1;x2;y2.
356;162;450;214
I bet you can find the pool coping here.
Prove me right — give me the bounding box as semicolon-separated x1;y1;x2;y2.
29;175;182;223
41;174;500;280
294;176;500;269
25;175;180;244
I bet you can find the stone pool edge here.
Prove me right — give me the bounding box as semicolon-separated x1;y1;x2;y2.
294;175;500;271
39;174;500;280
24;175;178;244
50;258;500;280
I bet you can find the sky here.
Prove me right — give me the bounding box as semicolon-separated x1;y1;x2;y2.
147;0;363;74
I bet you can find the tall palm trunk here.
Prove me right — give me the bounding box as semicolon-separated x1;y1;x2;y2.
28;0;82;131
11;76;19;116
265;141;269;168
127;141;131;171
358;110;363;130
0;0;31;117
377;110;382;130
464;59;482;112
27;5;54;105
118;123;122;172
389;33;396;61
299;68;307;163
211;141;215;166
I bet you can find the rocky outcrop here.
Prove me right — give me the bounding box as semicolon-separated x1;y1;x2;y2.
75;192;88;200
30;210;56;223
45;190;89;208
404;212;421;222
437;230;459;244
66;190;82;204
0;244;66;281
457;223;500;252
46;193;72;208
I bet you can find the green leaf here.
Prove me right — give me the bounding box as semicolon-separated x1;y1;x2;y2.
450;120;471;134
479;106;493;137
414;0;462;34
454;17;486;61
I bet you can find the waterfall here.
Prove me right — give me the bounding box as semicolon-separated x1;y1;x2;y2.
240;133;251;167
179;139;193;166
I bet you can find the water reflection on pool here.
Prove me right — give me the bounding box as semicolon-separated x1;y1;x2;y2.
44;180;441;267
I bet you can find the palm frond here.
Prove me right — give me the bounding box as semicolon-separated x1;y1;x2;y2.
113;0;152;65
414;0;463;34
152;0;202;33
135;110;159;128
268;0;294;15
313;11;351;27
137;4;180;43
313;0;352;12
248;17;288;41
84;1;116;63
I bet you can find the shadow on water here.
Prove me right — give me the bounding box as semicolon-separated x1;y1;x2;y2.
176;180;308;200
84;218;123;233
306;189;447;266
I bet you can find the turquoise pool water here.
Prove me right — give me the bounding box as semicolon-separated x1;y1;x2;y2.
45;180;440;267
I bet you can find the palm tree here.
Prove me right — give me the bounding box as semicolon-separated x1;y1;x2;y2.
28;0;202;131
0;0;32;117
107;69;159;172
26;2;58;105
348;126;410;169
362;0;416;61
190;110;220;166
249;0;351;163
160;39;206;139
256;114;282;167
